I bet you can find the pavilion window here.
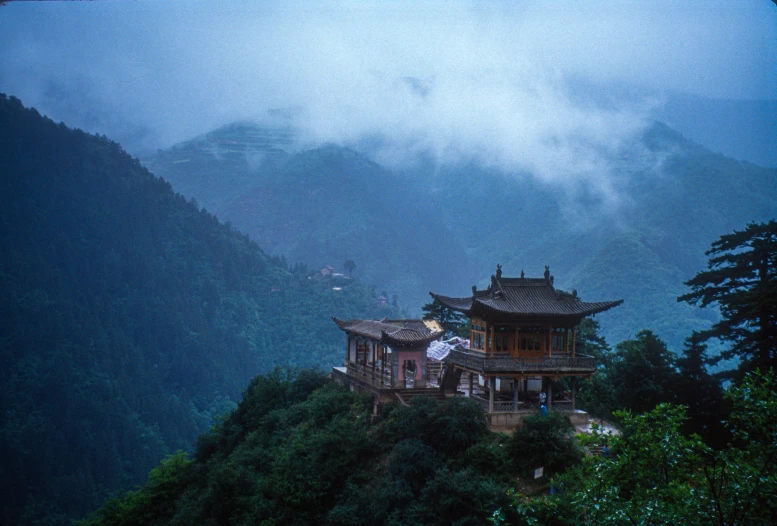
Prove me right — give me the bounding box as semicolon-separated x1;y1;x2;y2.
471;323;486;350
494;327;509;352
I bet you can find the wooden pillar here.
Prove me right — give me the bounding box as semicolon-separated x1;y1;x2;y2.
571;376;577;411
346;335;351;366
513;378;519;412
469;373;474;396
489;377;495;413
484;323;490;355
390;350;394;387
571;328;577;357
563;328;569;354
371;343;376;379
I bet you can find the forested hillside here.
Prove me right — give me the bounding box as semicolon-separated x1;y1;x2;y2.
144;121;777;350
0;95;394;526
83;367;777;526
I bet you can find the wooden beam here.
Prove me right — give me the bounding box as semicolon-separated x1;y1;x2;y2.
547;326;552;358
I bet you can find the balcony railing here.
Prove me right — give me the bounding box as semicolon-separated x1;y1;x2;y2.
446;348;596;374
470;395;577;414
349;362;392;387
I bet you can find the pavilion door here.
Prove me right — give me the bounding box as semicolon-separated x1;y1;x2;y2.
356;343;367;367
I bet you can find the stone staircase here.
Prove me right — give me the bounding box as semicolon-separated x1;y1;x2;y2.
439;363;463;394
394;387;448;406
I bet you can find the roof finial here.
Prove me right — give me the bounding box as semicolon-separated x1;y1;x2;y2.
544;265;550;280
520;269;525;278
472;285;477;295
496;264;502;279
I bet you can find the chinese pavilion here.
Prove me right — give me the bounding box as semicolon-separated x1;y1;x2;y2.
331;317;444;405
430;265;622;428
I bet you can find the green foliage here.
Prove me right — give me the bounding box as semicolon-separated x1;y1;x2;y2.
674;332;729;447
78;452;193;526
88;370;518;526
577;328;679;419
387;439;440;496
702;370;777;525
508;413;583;477
495;370;777;526
679;220;777;375
386;396;489;456
571;404;709;525
609;330;680;414
575;318;618;418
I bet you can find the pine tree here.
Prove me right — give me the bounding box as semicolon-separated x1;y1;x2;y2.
674;331;728;447
421;299;468;338
610;330;679;414
678;220;777;374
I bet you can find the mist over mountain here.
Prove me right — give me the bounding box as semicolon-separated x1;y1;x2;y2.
145;119;776;351
653;93;777;168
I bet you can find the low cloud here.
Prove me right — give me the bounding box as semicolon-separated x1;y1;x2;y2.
1;1;773;204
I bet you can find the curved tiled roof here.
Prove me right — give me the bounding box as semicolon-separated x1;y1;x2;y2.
430;272;622;319
332;317;444;347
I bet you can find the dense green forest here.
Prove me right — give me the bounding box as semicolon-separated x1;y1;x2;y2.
85;219;776;525
145;121;777;350
0;95;397;525
81;366;776;525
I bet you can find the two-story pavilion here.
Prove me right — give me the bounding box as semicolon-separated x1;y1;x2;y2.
430;265;622;428
331;317;444;405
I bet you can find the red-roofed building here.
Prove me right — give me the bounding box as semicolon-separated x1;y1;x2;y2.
331;317;444;404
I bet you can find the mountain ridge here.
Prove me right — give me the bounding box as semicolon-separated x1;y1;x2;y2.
0;94;395;525
143;119;777;350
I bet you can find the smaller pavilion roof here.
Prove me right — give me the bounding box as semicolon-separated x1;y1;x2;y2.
430;266;623;320
332;317;444;347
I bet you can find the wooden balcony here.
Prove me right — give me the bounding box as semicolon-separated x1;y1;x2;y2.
445;348;596;375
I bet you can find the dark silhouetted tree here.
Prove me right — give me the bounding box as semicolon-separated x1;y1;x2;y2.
674;331;728;447
679;220;777;375
421;299;468;337
610;330;679;414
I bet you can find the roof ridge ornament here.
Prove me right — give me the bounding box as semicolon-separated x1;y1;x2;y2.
520;269;525;279
496;264;502;279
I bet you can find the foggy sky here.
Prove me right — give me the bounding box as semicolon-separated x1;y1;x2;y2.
1;1;775;199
